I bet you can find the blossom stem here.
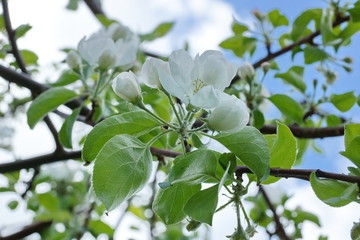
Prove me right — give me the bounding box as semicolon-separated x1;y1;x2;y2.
188;124;207;133
146;129;172;148
165;92;182;125
138;103;178;129
93;70;107;98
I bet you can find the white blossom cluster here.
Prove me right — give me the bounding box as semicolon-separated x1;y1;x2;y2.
66;22;140;70
112;49;251;133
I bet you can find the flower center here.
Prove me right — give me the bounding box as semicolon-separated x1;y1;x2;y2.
192;79;206;94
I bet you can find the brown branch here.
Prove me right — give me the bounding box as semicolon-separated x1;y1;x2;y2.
0;147;180;173
252;15;350;69
83;0;105;16
0;151;82;173
260;124;344;138
44;116;64;152
236;166;360;184
0;65;92;117
1;0;28;74
0;221;52;240
259;185;291;240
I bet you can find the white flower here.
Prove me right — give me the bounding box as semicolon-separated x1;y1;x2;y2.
147;50;237;109
66;50;81;70
140;57;169;88
77;22;139;69
112;71;141;102
207;95;249;132
238;62;255;82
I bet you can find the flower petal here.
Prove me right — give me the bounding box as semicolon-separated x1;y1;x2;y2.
169;50;194;95
190;86;223;109
77;37;115;66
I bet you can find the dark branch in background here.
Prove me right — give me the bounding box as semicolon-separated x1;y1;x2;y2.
0;221;52;240
83;0;105;16
0;147;179;173
0;65;91;116
259;185;291;240
260;124;344;138
236;166;360;184
44;116;64;152
252;15;350;69
1;0;28;74
230;15;350;84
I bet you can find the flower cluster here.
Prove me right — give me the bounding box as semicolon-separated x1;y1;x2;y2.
67;22;140;70
112;49;250;133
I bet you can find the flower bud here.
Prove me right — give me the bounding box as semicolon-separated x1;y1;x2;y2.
207;96;249;132
140;57;168;88
343;57;353;64
238;62;256;83
260;62;271;73
245;225;257;238
98;49;116;69
325;70;338;85
112;71;141;102
66;50;81;70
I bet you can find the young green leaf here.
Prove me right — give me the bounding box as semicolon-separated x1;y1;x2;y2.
330;92;357;112
231;21;249;34
183;163;230;225
268;9;289;27
291;9;322;41
310;172;359;207
153;184;201;225
21;50;38;66
341;136;360;168
344;124;360;148
274;66;306;93
27;87;78;129
320;8;338;45
263;123;297;184
88;220;114;237
269;94;304;123
303;46;328;64
168;149;219;185
15;24;32;38
326;115;342;127
92;135;153;211
51;71;79;87
213;126;270;182
141;22;174;42
59;107;81;149
82;111;161;163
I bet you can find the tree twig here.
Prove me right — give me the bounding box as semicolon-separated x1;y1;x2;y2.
236;166;360;184
0;221;52;240
44;116;64;153
1;0;28;74
259;185;291;240
260;124;344;138
83;0;105;16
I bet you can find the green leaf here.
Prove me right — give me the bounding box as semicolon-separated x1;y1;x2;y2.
351;221;360;240
253;109;265;129
7;200;18;210
51;71;79;87
303;46;328;64
295;209;321;226
220;35;257;57
92;135;153;211
66;0;79;10
320;8;338;45
184;184;219;225
269;94;304;123
310;172;359;207
268;10;289;27
231;21;249;34
291;9;322;41
82;111;161;163
89;220;114;237
341;136;360;168
15;24;32;38
344;124;360;148
153;184;200;225
27;87;78;129
349;7;360;22
141;22;174;41
38;192;60;212
95;14;117;27
184;163;230;225
59;107;81;149
326;114;342;127
263;123;297;184
168;149;218;185
275;66;306;92
213;126;270;182
330;92;357;112
21;50;38;65
218;152;237;175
